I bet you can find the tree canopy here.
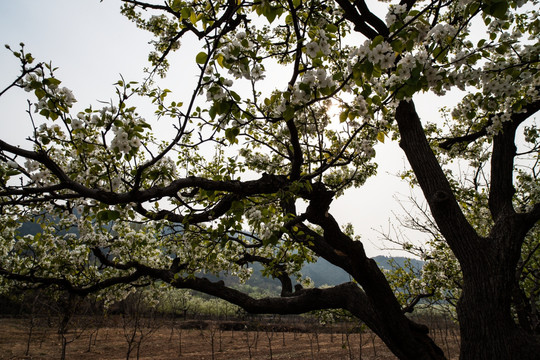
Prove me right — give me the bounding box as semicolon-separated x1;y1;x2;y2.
0;0;539;359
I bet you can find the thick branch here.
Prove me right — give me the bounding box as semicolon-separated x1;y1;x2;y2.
334;0;381;39
395;100;481;262
287;119;303;180
90;248;377;320
489;120;519;220
489;100;540;219
171;276;377;318
438;127;488;150
300;185;444;358
354;0;390;37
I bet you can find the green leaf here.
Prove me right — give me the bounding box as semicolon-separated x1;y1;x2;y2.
97;210;121;222
196;52;208;64
181;7;191;19
339;110;349;123
495;44;508;54
25;53;34;64
283;106;295;121
360;61;374;79
216;53;225;68
44;77;61;87
39;109;50;118
371;35;384;49
225;127;240;144
467;1;481;16
190;11;200;24
326;23;338;33
209;105;217;120
391;40;404;53
230;200;245;214
6;169;20;177
34;88;46;100
484;0;509;19
170;0;182;12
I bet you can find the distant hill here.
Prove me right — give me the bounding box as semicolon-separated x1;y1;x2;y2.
301;256;424;287
372;255;424;272
222;255;424;293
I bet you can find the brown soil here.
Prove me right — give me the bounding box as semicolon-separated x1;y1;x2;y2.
0;317;459;359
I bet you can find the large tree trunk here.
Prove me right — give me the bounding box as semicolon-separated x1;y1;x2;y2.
458;234;540;359
458;277;540;359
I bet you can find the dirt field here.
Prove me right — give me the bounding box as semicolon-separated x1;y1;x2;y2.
0;317;459;359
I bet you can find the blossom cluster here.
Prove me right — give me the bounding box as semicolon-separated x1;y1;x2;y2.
385;4;407;27
353;138;376;158
220;31;265;81
18;69;76;116
110;123;143;154
305;29;332;59
205;78;233;102
427;23;458;43
244;205;282;242
300;68;335;92
348;40;396;71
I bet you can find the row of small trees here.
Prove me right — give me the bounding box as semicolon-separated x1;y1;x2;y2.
3;286;460;360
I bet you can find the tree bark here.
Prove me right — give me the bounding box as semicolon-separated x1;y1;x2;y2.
458;248;540;359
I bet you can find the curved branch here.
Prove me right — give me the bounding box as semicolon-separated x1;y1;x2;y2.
354;0;390;37
134;193;240;224
0;265;146;297
236;253;294;296
438;127;488;150
172;277;372;317
0;141;290;206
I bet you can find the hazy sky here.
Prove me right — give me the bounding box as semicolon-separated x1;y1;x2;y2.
0;0;462;257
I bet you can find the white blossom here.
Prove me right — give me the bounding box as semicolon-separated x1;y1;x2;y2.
71;118;85;130
306;42;320;58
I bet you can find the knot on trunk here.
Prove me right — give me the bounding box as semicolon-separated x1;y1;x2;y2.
431;190;450;204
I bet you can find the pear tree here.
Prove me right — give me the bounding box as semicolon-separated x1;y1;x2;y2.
0;0;539;359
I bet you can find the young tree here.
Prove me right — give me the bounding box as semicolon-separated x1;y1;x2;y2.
0;0;538;359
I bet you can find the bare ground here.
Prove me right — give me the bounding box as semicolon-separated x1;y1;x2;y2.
0;317;460;359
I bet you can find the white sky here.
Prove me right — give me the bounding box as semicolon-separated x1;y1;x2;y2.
0;0;463;257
